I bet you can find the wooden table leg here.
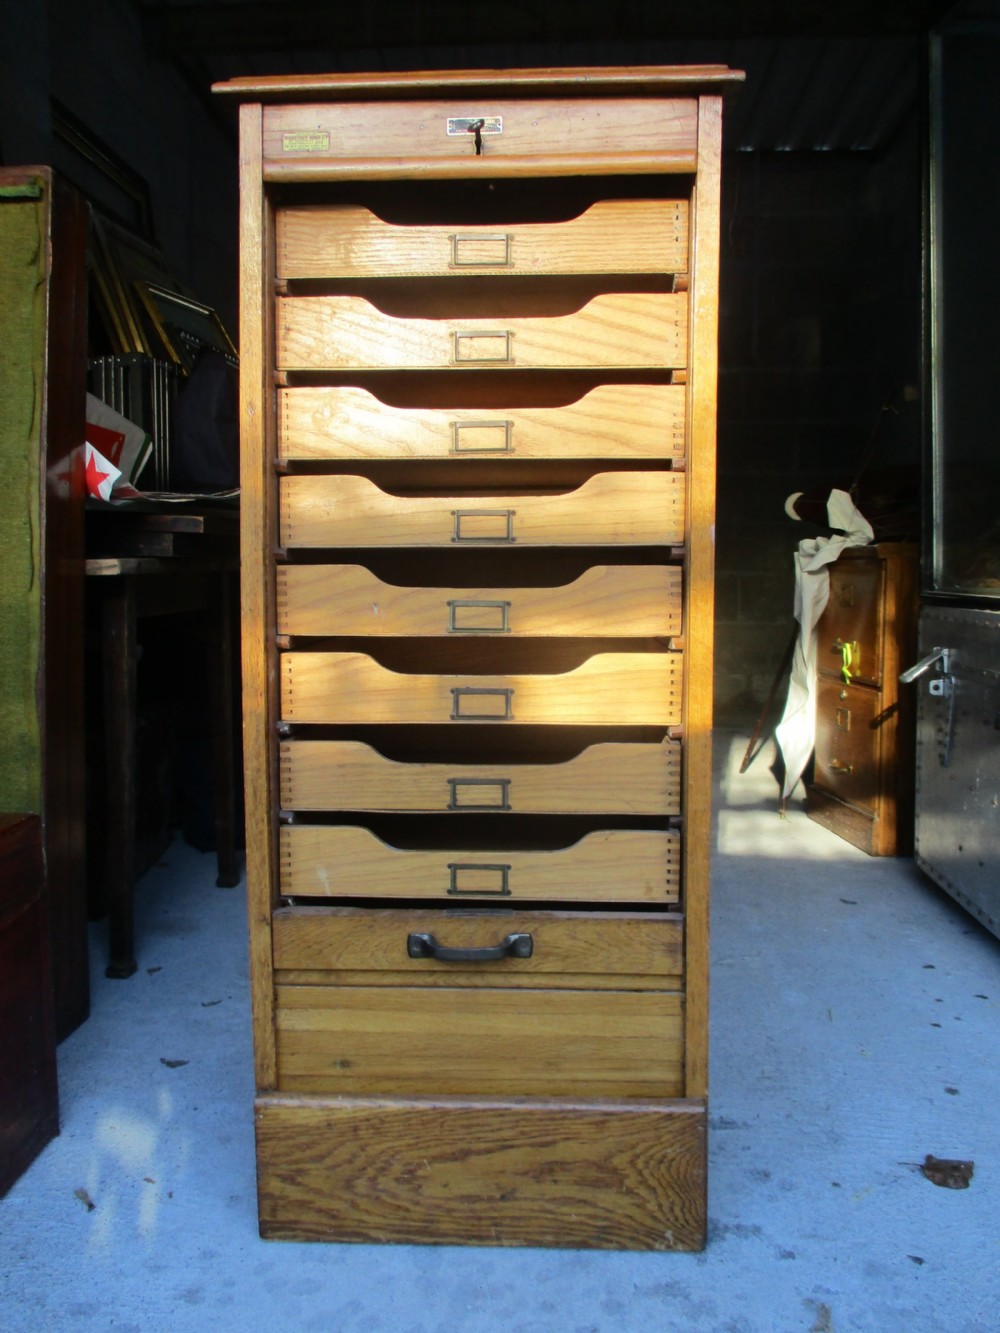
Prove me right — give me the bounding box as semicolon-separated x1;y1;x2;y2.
208;570;241;888
102;578;138;978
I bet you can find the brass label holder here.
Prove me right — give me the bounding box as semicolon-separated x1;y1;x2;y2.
447;778;512;811
447;599;512;634
450;686;515;721
451;509;516;544
447;862;512;896
450;420;513;454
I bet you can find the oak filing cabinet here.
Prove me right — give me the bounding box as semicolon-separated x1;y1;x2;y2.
806;543;918;856
215;65;742;1250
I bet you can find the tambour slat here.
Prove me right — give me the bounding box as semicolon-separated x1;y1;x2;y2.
280;825;680;903
276;200;689;279
276;293;686;370
278;384;685;461
279;739;682;814
280;471;685;548
280;651;683;725
274;984;684;1097
276;564;682;637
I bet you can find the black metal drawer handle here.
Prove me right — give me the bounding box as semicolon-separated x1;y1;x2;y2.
406;931;533;963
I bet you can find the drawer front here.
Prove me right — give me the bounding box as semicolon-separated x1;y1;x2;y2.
280;739;682;815
273;906;683;985
279;826;681;904
280;472;686;548
817;559;883;687
274;982;683;1097
276;293;687;370
277;199;689;279
280;651;683;725
263;98;698;178
812;677;884;812
278;384;686;462
277;564;682;638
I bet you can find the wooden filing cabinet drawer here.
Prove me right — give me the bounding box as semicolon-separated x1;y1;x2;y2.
280;738;682;815
262;97;698;178
280;472;686;548
812;677;884;815
277;199;689;279
273;905;683;981
279;825;681;904
276;292;687;371
278;384;686;462
817;558;885;687
272;906;685;1098
280;650;683;725
276;563;683;638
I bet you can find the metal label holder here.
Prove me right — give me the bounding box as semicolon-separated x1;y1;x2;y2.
450;686;515;721
447;778;512;811
450;419;513;454
450;233;512;267
447;862;512;896
453;330;512;363
451;509;516;544
447;599;512;634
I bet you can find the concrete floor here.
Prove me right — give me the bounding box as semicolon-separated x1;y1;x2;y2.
1;731;997;1332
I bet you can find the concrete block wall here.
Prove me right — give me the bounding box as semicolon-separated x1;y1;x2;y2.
713;129;923;728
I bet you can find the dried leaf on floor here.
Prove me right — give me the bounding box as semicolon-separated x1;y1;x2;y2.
74;1187;95;1212
160;1057;189;1069
201;999;222;1007
920;1155;974;1189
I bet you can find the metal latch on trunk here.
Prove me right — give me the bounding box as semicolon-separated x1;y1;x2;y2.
900;646;956;766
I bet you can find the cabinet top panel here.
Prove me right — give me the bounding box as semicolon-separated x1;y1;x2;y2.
213;65;745;103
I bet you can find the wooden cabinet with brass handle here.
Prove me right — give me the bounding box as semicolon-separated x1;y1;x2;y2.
216;63;742;1252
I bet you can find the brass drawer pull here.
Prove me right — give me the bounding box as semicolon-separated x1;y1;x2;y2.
447;599;511;634
451;686;514;721
829;757;854;774
451;508;516;544
450;233;512;267
447;862;512;896
407;931;531;962
447;777;511;810
450;419;513;454
453;330;512;363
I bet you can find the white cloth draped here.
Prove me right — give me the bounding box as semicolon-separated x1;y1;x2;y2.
774;488;875;800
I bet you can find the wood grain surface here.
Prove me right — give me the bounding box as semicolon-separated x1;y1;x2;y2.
280;650;684;725
280;471;686;548
279;737;682;814
276;563;682;637
278;383;686;461
255;1093;707;1249
279;825;681;903
277;199;689;278
277;292;687;370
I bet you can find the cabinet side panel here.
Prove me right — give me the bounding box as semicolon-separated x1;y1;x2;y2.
239;103;278;1089
683;96;723;1098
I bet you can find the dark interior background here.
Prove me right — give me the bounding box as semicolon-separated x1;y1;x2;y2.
0;0;988;728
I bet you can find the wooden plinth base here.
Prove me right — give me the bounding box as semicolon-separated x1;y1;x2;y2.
254;1092;706;1250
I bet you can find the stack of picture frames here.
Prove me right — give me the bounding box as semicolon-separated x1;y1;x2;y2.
89;210;237;375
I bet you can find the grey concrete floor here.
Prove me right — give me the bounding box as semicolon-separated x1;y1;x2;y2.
1;730;997;1333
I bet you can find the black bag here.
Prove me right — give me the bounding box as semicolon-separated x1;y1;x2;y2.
170;348;239;491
